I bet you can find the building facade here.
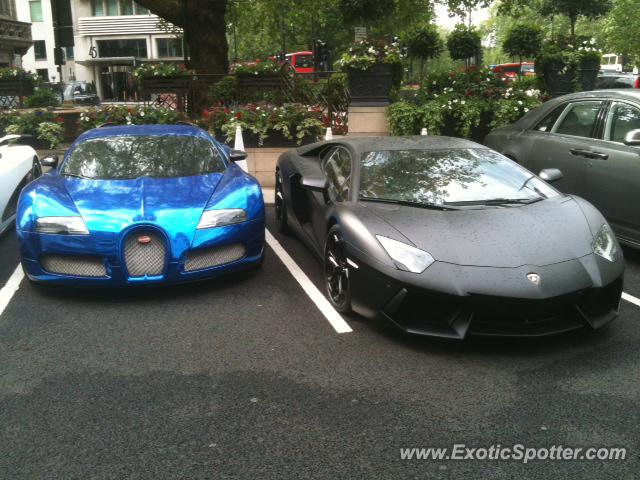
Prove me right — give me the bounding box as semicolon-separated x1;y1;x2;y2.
74;0;183;101
0;0;32;67
15;0;69;82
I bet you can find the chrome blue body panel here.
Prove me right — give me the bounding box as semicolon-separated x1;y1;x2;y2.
16;125;265;286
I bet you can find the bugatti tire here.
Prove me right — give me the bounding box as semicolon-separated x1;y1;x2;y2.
275;171;290;234
324;225;352;314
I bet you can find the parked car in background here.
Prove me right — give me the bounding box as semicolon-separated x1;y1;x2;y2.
491;62;535;80
595;73;640;90
63;81;100;106
485;90;640;248
0;135;42;236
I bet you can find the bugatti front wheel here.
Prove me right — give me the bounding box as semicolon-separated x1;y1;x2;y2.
275;171;290;234
324;225;352;313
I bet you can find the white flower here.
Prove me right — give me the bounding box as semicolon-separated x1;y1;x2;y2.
461;100;466;105
524;108;529;112
139;110;145;117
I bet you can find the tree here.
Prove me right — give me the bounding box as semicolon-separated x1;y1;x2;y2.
500;0;612;39
502;24;542;64
402;24;443;80
447;24;482;67
603;0;640;63
339;0;397;27
135;0;229;74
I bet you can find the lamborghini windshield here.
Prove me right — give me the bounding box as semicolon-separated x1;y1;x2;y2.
359;148;559;206
63;135;226;179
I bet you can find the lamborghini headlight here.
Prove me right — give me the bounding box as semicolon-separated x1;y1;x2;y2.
36;216;89;235
593;224;619;262
376;235;435;273
197;209;247;229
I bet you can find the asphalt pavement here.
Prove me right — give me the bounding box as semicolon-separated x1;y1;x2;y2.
1;207;639;479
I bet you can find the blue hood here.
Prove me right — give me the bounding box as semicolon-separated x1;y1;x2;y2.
62;173;223;234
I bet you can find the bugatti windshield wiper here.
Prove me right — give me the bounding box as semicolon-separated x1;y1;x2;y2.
360;197;459;211
62;172;92;179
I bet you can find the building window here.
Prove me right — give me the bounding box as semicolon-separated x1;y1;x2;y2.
156;38;183;58
92;0;104;16
97;39;148;58
29;0;44;22
119;0;133;15
34;40;47;60
36;68;49;81
106;0;118;15
64;46;74;60
134;2;149;14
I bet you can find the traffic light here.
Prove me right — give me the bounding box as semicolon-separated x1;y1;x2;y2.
314;40;329;71
54;47;65;66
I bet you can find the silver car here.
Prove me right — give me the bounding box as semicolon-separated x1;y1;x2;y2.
485;90;640;248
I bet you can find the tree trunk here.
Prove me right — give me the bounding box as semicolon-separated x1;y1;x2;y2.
135;0;230;74
570;14;577;40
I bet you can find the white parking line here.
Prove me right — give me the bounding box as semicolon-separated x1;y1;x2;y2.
0;265;24;318
265;229;353;334
622;292;640;308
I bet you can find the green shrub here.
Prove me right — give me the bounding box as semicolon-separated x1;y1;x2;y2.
446;24;482;62
24;88;61;108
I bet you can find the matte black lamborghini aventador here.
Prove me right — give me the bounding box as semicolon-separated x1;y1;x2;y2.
275;136;625;339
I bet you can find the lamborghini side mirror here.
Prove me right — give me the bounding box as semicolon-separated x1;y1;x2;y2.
229;149;247;162
41;155;59;168
623;129;640;146
539;168;563;183
300;175;329;192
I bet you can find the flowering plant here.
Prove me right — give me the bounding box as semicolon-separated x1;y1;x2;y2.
203;103;323;145
79;105;186;131
0;67;39;84
132;63;194;80
338;38;404;70
233;59;282;76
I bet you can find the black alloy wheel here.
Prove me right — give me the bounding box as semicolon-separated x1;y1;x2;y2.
324;225;352;313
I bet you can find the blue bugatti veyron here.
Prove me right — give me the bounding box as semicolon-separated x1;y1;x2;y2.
16;124;265;286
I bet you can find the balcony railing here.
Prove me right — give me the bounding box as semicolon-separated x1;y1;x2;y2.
0;17;32;54
78;15;180;36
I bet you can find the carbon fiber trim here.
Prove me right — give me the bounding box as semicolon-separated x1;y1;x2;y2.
124;230;166;277
184;244;246;272
41;255;107;277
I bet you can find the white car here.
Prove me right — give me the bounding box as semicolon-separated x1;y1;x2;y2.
0;135;44;235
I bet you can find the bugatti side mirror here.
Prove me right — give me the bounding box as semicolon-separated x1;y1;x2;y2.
41;155;59;168
539;168;563;183
623;129;640;146
300;174;329;192
229;149;247;162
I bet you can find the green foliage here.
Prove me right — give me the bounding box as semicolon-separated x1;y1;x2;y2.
338;38;404;70
402;24;444;61
535;37;601;92
24;88;61;108
502;24;543;61
1;110;64;148
388;67;544;139
203;103;324;145
602;0;640;64
446;24;482;62
132;63;194;80
339;0;396;26
208;76;240;105
79;106;187;131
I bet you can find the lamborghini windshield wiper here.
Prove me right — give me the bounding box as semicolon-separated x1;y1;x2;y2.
447;198;544;207
62;172;92;179
360;197;459;211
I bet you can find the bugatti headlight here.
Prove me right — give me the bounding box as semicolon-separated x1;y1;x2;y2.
593;224;619;262
36;216;89;235
197;209;247;229
376;235;435;273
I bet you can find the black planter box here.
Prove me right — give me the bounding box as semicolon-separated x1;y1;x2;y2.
346;63;394;106
578;58;600;92
214;129;316;148
542;60;576;97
